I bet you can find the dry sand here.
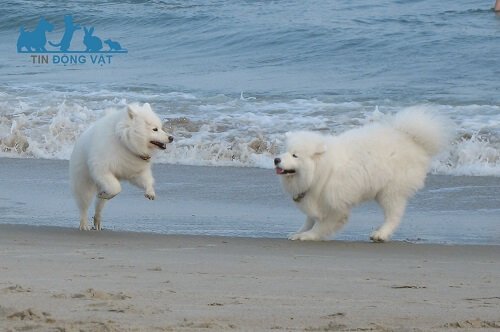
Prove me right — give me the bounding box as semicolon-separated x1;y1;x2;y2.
0;224;499;331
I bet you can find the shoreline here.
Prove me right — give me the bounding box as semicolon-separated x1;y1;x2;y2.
2;222;500;247
0;157;499;245
1;224;499;331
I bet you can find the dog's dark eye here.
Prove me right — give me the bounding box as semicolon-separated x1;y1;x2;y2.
152;128;158;132
292;154;298;158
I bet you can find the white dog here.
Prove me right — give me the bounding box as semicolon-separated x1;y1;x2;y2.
275;109;451;242
69;103;173;231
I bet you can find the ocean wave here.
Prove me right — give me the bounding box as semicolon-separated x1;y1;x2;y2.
432;132;500;177
0;87;499;177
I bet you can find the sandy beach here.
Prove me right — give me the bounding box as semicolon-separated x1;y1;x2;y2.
0;224;499;331
2;0;500;330
0;157;499;331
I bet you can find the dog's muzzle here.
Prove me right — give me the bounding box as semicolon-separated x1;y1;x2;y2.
275;167;296;175
150;141;167;149
274;157;296;175
150;136;173;150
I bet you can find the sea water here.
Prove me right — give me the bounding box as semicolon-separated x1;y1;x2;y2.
0;1;498;241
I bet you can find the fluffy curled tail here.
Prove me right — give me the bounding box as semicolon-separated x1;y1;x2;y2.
392;108;453;156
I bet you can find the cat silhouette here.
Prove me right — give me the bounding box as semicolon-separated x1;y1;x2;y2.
49;15;80;52
17;17;54;52
83;26;102;52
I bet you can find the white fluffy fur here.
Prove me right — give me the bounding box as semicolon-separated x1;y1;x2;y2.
69;103;172;231
276;109;452;242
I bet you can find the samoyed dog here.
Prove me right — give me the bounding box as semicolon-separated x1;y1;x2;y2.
69;103;173;231
275;109;451;242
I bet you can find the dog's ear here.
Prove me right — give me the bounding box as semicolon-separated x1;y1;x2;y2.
314;143;327;157
127;105;136;120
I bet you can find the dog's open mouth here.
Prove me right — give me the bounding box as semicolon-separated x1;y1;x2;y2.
275;167;296;175
150;141;166;150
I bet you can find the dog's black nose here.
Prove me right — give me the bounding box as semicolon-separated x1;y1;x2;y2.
168;136;174;143
274;158;281;165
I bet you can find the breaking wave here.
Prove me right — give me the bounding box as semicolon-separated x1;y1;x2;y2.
0;86;499;177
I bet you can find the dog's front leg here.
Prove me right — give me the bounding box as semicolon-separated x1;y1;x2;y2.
288;217;315;239
93;171;122;200
289;212;348;241
130;168;155;200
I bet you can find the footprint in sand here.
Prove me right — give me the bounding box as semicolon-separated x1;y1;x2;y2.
71;288;131;300
443;319;500;328
6;308;53;323
2;284;32;293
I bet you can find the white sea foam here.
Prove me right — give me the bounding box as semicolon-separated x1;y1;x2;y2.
0;87;499;176
432;134;500;177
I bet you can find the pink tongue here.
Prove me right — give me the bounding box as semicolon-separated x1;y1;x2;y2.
275;168;284;174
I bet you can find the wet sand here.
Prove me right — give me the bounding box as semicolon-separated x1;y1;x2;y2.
0;158;499;243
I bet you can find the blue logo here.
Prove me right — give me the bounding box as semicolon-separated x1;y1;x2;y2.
17;15;127;65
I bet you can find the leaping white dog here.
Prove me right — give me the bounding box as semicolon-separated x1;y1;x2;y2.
69;103;173;231
275;109;452;242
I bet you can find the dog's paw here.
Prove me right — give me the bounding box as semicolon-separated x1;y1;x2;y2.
98;191;116;200
145;192;155;200
79;223;91;231
370;230;389;243
93;219;102;231
288;232;322;241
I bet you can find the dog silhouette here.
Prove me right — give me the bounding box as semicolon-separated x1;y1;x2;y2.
83;27;103;52
17;17;54;52
49;15;80;52
104;39;126;52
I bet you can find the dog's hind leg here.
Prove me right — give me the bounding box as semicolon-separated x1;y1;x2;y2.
289;212;348;241
73;183;95;231
371;192;408;242
93;198;107;231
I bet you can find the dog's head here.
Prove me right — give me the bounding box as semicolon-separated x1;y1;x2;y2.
274;131;326;194
119;103;174;159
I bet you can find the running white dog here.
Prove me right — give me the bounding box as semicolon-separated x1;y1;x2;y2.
69;103;173;231
275;109;451;242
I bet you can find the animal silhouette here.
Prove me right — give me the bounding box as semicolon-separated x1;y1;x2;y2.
49;15;80;52
83;27;103;52
104;39;126;52
17;17;54;52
